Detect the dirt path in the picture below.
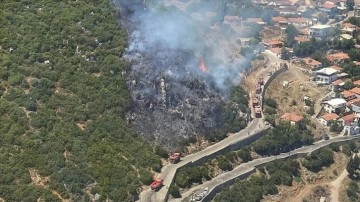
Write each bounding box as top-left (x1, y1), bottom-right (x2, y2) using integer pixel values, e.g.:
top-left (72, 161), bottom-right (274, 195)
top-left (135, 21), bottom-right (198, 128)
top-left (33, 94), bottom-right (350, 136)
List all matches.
top-left (330, 169), bottom-right (349, 202)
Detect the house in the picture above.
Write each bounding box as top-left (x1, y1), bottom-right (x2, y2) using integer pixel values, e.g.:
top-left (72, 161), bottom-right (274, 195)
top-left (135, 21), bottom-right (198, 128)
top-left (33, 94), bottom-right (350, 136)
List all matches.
top-left (326, 52), bottom-right (350, 65)
top-left (322, 98), bottom-right (347, 114)
top-left (287, 17), bottom-right (309, 27)
top-left (351, 101), bottom-right (360, 114)
top-left (341, 22), bottom-right (359, 36)
top-left (331, 79), bottom-right (344, 91)
top-left (342, 90), bottom-right (357, 101)
top-left (316, 67), bottom-right (338, 84)
top-left (281, 113), bottom-right (303, 126)
top-left (303, 58), bottom-right (322, 70)
top-left (319, 1), bottom-right (338, 18)
top-left (346, 97), bottom-right (360, 107)
top-left (294, 36), bottom-right (311, 44)
top-left (309, 24), bottom-right (332, 37)
top-left (340, 33), bottom-right (353, 40)
top-left (272, 16), bottom-right (288, 28)
top-left (319, 113), bottom-right (339, 126)
top-left (340, 113), bottom-right (356, 126)
top-left (349, 87), bottom-right (360, 97)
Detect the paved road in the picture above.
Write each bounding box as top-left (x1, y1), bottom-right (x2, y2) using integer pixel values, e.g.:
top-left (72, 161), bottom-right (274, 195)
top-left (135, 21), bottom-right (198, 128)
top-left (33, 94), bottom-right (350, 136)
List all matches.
top-left (139, 50), bottom-right (283, 202)
top-left (139, 118), bottom-right (269, 202)
top-left (178, 135), bottom-right (360, 201)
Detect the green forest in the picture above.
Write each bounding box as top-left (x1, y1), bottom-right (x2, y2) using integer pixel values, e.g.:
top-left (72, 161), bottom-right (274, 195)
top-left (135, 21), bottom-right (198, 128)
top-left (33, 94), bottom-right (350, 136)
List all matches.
top-left (0, 1), bottom-right (162, 201)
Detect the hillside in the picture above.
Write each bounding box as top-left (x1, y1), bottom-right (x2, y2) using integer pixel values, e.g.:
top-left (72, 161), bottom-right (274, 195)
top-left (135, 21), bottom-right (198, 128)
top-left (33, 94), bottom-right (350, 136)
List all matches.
top-left (0, 1), bottom-right (161, 201)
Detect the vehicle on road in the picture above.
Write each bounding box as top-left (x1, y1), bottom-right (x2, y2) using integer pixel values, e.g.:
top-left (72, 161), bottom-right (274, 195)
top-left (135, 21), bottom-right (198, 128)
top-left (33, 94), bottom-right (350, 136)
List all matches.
top-left (169, 152), bottom-right (182, 164)
top-left (323, 134), bottom-right (329, 140)
top-left (150, 178), bottom-right (163, 191)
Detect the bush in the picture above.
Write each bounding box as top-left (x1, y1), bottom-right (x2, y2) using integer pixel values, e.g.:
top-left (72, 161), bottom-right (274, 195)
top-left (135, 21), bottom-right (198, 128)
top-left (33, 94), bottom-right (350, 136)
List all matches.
top-left (303, 148), bottom-right (334, 173)
top-left (217, 156), bottom-right (233, 171)
top-left (169, 184), bottom-right (181, 198)
top-left (264, 98), bottom-right (278, 109)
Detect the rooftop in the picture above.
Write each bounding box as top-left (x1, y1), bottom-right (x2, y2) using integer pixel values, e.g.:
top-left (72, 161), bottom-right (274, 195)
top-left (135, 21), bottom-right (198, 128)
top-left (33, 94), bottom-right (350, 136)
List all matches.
top-left (316, 67), bottom-right (338, 75)
top-left (329, 65), bottom-right (343, 71)
top-left (331, 79), bottom-right (344, 86)
top-left (281, 113), bottom-right (303, 122)
top-left (270, 47), bottom-right (282, 54)
top-left (288, 17), bottom-right (308, 24)
top-left (347, 98), bottom-right (360, 106)
top-left (326, 52), bottom-right (350, 62)
top-left (272, 16), bottom-right (288, 22)
top-left (343, 90), bottom-right (356, 98)
top-left (341, 113), bottom-right (356, 123)
top-left (321, 113), bottom-right (339, 121)
top-left (323, 98), bottom-right (346, 106)
top-left (350, 87), bottom-right (360, 95)
top-left (310, 24), bottom-right (332, 30)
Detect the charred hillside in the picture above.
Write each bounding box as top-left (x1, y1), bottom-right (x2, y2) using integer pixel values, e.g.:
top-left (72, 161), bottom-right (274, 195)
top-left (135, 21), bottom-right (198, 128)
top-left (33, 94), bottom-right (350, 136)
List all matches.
top-left (117, 0), bottom-right (250, 149)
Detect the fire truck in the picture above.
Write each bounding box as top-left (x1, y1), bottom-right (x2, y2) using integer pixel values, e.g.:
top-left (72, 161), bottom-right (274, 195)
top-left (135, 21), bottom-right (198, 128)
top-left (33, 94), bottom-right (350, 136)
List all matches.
top-left (150, 178), bottom-right (163, 191)
top-left (169, 152), bottom-right (181, 164)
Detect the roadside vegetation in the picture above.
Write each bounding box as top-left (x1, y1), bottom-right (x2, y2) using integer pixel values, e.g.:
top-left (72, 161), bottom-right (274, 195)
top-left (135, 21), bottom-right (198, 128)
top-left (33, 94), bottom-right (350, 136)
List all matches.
top-left (0, 1), bottom-right (164, 201)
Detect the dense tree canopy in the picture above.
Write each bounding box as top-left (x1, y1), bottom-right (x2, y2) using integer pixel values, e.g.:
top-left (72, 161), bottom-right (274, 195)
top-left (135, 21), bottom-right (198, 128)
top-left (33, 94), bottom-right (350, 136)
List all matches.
top-left (0, 1), bottom-right (162, 201)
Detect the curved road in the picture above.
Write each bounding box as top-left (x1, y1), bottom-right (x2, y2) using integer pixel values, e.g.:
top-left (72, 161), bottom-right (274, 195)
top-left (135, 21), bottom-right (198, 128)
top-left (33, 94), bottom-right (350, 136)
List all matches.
top-left (178, 135), bottom-right (360, 201)
top-left (139, 51), bottom-right (282, 202)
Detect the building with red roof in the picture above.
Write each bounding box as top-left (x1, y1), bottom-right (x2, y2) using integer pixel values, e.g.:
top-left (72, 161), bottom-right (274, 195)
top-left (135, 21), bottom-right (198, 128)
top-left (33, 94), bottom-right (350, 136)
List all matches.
top-left (319, 113), bottom-right (339, 126)
top-left (281, 113), bottom-right (303, 126)
top-left (340, 113), bottom-right (356, 126)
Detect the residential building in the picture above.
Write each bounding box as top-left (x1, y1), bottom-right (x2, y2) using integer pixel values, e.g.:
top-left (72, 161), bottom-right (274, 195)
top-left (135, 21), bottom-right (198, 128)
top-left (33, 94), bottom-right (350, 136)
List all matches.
top-left (319, 113), bottom-right (339, 126)
top-left (329, 65), bottom-right (343, 72)
top-left (223, 16), bottom-right (241, 25)
top-left (351, 101), bottom-right (360, 114)
top-left (316, 67), bottom-right (338, 84)
top-left (350, 87), bottom-right (360, 97)
top-left (326, 52), bottom-right (350, 64)
top-left (272, 16), bottom-right (288, 28)
top-left (319, 1), bottom-right (338, 17)
top-left (322, 98), bottom-right (346, 114)
top-left (287, 17), bottom-right (309, 28)
top-left (340, 113), bottom-right (356, 126)
top-left (342, 90), bottom-right (357, 101)
top-left (331, 79), bottom-right (344, 91)
top-left (246, 18), bottom-right (266, 25)
top-left (341, 22), bottom-right (358, 36)
top-left (309, 24), bottom-right (332, 37)
top-left (346, 97), bottom-right (360, 108)
top-left (303, 58), bottom-right (322, 70)
top-left (294, 36), bottom-right (311, 44)
top-left (281, 113), bottom-right (303, 126)
top-left (270, 47), bottom-right (282, 58)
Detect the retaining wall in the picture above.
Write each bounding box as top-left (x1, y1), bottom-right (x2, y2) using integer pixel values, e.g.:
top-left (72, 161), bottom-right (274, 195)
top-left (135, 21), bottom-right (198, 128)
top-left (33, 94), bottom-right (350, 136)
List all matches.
top-left (261, 66), bottom-right (288, 109)
top-left (198, 137), bottom-right (360, 202)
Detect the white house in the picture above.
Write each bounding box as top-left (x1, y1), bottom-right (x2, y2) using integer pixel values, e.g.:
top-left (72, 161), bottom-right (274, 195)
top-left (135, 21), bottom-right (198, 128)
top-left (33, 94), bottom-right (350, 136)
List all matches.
top-left (316, 67), bottom-right (339, 84)
top-left (309, 24), bottom-right (332, 37)
top-left (351, 101), bottom-right (360, 114)
top-left (322, 98), bottom-right (347, 114)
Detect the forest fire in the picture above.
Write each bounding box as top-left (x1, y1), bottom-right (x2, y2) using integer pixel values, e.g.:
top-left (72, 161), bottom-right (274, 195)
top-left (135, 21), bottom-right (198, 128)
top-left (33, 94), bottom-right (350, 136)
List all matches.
top-left (199, 57), bottom-right (208, 73)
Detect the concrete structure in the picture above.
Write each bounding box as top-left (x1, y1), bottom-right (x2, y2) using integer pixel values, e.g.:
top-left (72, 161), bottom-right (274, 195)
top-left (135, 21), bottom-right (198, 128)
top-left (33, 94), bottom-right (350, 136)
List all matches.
top-left (322, 98), bottom-right (346, 114)
top-left (316, 67), bottom-right (338, 84)
top-left (303, 57), bottom-right (322, 71)
top-left (319, 113), bottom-right (339, 126)
top-left (342, 90), bottom-right (357, 101)
top-left (350, 87), bottom-right (360, 97)
top-left (340, 113), bottom-right (356, 126)
top-left (326, 52), bottom-right (350, 65)
top-left (309, 24), bottom-right (331, 37)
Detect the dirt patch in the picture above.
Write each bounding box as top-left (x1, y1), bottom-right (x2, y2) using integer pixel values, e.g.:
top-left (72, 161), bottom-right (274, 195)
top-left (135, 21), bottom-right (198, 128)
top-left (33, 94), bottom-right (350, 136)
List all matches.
top-left (264, 66), bottom-right (329, 139)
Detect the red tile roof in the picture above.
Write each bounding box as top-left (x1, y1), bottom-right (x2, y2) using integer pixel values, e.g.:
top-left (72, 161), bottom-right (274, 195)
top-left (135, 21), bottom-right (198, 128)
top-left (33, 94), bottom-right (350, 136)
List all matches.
top-left (281, 113), bottom-right (303, 122)
top-left (343, 90), bottom-right (356, 99)
top-left (350, 87), bottom-right (360, 95)
top-left (347, 98), bottom-right (360, 106)
top-left (321, 113), bottom-right (339, 121)
top-left (326, 52), bottom-right (350, 62)
top-left (272, 16), bottom-right (288, 23)
top-left (322, 2), bottom-right (336, 9)
top-left (341, 113), bottom-right (356, 125)
top-left (294, 37), bottom-right (311, 43)
top-left (331, 79), bottom-right (343, 86)
top-left (288, 17), bottom-right (308, 24)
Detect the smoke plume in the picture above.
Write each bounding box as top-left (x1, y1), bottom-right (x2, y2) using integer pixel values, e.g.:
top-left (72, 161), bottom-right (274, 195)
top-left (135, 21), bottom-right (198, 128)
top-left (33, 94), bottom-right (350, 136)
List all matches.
top-left (116, 0), bottom-right (250, 92)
